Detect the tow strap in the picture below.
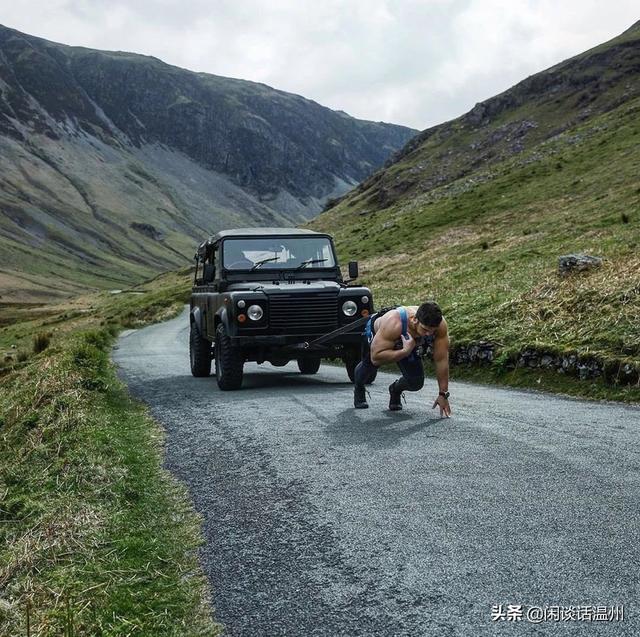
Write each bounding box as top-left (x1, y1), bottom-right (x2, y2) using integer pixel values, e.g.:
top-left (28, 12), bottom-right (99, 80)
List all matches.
top-left (292, 305), bottom-right (398, 350)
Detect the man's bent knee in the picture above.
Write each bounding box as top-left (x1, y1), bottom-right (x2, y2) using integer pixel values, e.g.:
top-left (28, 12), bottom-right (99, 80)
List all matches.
top-left (406, 375), bottom-right (424, 391)
top-left (354, 361), bottom-right (377, 387)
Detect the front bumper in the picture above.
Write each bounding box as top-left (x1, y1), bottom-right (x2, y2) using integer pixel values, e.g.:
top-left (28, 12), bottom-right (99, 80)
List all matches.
top-left (230, 332), bottom-right (362, 348)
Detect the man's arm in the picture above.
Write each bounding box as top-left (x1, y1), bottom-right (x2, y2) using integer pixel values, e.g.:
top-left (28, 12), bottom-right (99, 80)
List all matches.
top-left (431, 319), bottom-right (451, 417)
top-left (432, 320), bottom-right (449, 393)
top-left (370, 316), bottom-right (415, 366)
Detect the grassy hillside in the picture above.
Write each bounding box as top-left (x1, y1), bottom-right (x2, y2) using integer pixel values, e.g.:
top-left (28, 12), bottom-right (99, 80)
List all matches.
top-left (309, 25), bottom-right (640, 395)
top-left (0, 271), bottom-right (223, 636)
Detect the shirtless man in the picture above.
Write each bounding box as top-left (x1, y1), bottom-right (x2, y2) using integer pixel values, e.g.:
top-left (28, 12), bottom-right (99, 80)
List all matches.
top-left (353, 301), bottom-right (451, 416)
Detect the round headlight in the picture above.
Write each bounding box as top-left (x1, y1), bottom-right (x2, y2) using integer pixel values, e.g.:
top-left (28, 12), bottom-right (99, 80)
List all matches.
top-left (342, 300), bottom-right (358, 317)
top-left (237, 300), bottom-right (246, 309)
top-left (361, 296), bottom-right (369, 304)
top-left (248, 304), bottom-right (264, 321)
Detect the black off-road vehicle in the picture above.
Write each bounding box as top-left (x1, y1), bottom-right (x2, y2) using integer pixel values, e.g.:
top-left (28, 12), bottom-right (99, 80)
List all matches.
top-left (189, 228), bottom-right (376, 390)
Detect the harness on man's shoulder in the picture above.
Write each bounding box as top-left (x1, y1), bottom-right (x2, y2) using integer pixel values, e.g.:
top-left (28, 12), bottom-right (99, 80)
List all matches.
top-left (365, 306), bottom-right (433, 359)
top-left (364, 305), bottom-right (407, 341)
top-left (397, 306), bottom-right (410, 338)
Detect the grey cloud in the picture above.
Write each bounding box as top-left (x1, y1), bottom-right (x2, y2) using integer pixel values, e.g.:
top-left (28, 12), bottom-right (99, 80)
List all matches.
top-left (1, 0), bottom-right (638, 129)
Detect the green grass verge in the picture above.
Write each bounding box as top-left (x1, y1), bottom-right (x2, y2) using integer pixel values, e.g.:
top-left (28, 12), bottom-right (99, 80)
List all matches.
top-left (0, 287), bottom-right (219, 635)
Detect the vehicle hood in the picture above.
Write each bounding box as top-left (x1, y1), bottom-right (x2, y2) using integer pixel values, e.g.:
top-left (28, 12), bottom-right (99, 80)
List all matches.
top-left (226, 281), bottom-right (343, 295)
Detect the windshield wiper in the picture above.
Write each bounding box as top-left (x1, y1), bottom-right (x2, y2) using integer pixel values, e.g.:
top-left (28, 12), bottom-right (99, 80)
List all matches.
top-left (250, 256), bottom-right (280, 271)
top-left (295, 258), bottom-right (328, 270)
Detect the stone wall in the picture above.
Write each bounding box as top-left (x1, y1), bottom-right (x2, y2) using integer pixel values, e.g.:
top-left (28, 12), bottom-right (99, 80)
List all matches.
top-left (426, 341), bottom-right (640, 386)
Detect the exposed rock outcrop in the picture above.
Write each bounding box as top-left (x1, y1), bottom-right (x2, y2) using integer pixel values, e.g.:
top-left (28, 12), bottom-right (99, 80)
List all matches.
top-left (558, 254), bottom-right (603, 276)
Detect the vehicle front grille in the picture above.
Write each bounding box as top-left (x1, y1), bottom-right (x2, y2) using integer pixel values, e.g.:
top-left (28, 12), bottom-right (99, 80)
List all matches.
top-left (268, 293), bottom-right (338, 334)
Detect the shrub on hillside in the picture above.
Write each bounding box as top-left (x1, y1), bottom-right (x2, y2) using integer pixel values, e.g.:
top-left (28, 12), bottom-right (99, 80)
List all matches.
top-left (33, 332), bottom-right (52, 354)
top-left (81, 329), bottom-right (111, 351)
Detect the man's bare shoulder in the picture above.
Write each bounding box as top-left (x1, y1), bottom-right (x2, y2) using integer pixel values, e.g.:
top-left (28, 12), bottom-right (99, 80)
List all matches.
top-left (376, 311), bottom-right (402, 339)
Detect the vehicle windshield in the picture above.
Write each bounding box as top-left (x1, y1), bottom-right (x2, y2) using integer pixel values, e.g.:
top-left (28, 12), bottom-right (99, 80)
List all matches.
top-left (222, 237), bottom-right (336, 270)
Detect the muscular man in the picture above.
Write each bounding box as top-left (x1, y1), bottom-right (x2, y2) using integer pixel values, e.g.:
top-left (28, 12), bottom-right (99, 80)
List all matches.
top-left (353, 302), bottom-right (451, 416)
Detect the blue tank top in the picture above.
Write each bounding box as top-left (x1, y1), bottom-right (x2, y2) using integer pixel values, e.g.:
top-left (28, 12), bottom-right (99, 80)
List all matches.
top-left (397, 306), bottom-right (409, 337)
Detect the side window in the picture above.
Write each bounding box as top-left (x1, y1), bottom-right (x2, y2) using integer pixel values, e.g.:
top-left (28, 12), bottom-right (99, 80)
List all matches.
top-left (202, 253), bottom-right (215, 283)
top-left (213, 246), bottom-right (220, 280)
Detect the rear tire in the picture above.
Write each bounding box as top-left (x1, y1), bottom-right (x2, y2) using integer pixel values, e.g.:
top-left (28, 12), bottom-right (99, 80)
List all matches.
top-left (297, 357), bottom-right (321, 374)
top-left (190, 322), bottom-right (211, 377)
top-left (215, 323), bottom-right (244, 390)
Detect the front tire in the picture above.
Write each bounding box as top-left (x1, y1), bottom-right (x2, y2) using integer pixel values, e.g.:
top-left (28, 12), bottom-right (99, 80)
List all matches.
top-left (297, 357), bottom-right (321, 374)
top-left (215, 323), bottom-right (244, 390)
top-left (190, 322), bottom-right (211, 377)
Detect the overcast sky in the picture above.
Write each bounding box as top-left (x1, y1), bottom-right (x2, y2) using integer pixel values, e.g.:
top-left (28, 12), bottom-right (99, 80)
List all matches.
top-left (1, 1), bottom-right (638, 130)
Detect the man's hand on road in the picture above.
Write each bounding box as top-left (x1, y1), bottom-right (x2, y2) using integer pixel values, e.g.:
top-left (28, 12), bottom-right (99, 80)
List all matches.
top-left (432, 395), bottom-right (451, 418)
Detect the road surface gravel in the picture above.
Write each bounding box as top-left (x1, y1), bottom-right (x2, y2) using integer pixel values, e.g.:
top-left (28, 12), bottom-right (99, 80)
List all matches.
top-left (113, 308), bottom-right (640, 636)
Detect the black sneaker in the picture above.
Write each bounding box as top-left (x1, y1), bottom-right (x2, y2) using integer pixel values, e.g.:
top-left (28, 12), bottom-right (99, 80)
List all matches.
top-left (388, 381), bottom-right (403, 411)
top-left (354, 385), bottom-right (369, 409)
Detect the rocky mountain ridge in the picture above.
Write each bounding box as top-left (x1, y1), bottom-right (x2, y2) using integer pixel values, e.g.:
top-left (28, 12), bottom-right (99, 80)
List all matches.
top-left (0, 25), bottom-right (416, 300)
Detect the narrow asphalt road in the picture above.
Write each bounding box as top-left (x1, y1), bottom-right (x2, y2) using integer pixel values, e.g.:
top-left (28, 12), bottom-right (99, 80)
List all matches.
top-left (113, 308), bottom-right (640, 636)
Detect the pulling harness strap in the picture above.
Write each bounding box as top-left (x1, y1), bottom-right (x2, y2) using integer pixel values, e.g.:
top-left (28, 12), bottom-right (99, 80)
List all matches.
top-left (366, 306), bottom-right (408, 345)
top-left (398, 306), bottom-right (409, 338)
top-left (364, 315), bottom-right (375, 341)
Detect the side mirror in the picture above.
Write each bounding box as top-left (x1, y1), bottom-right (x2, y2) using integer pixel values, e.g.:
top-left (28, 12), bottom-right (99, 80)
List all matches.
top-left (348, 261), bottom-right (359, 280)
top-left (203, 263), bottom-right (215, 283)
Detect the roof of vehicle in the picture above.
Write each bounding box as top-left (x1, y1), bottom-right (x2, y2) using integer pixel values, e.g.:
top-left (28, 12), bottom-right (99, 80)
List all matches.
top-left (215, 227), bottom-right (323, 239)
top-left (198, 227), bottom-right (327, 251)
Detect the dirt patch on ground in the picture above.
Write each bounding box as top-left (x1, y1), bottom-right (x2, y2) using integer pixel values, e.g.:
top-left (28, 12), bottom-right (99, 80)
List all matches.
top-left (361, 252), bottom-right (411, 271)
top-left (491, 231), bottom-right (546, 251)
top-left (422, 226), bottom-right (481, 249)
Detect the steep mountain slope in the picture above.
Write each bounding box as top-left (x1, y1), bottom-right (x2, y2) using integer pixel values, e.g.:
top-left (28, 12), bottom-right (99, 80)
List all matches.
top-left (0, 25), bottom-right (416, 301)
top-left (310, 22), bottom-right (640, 384)
top-left (326, 20), bottom-right (640, 213)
